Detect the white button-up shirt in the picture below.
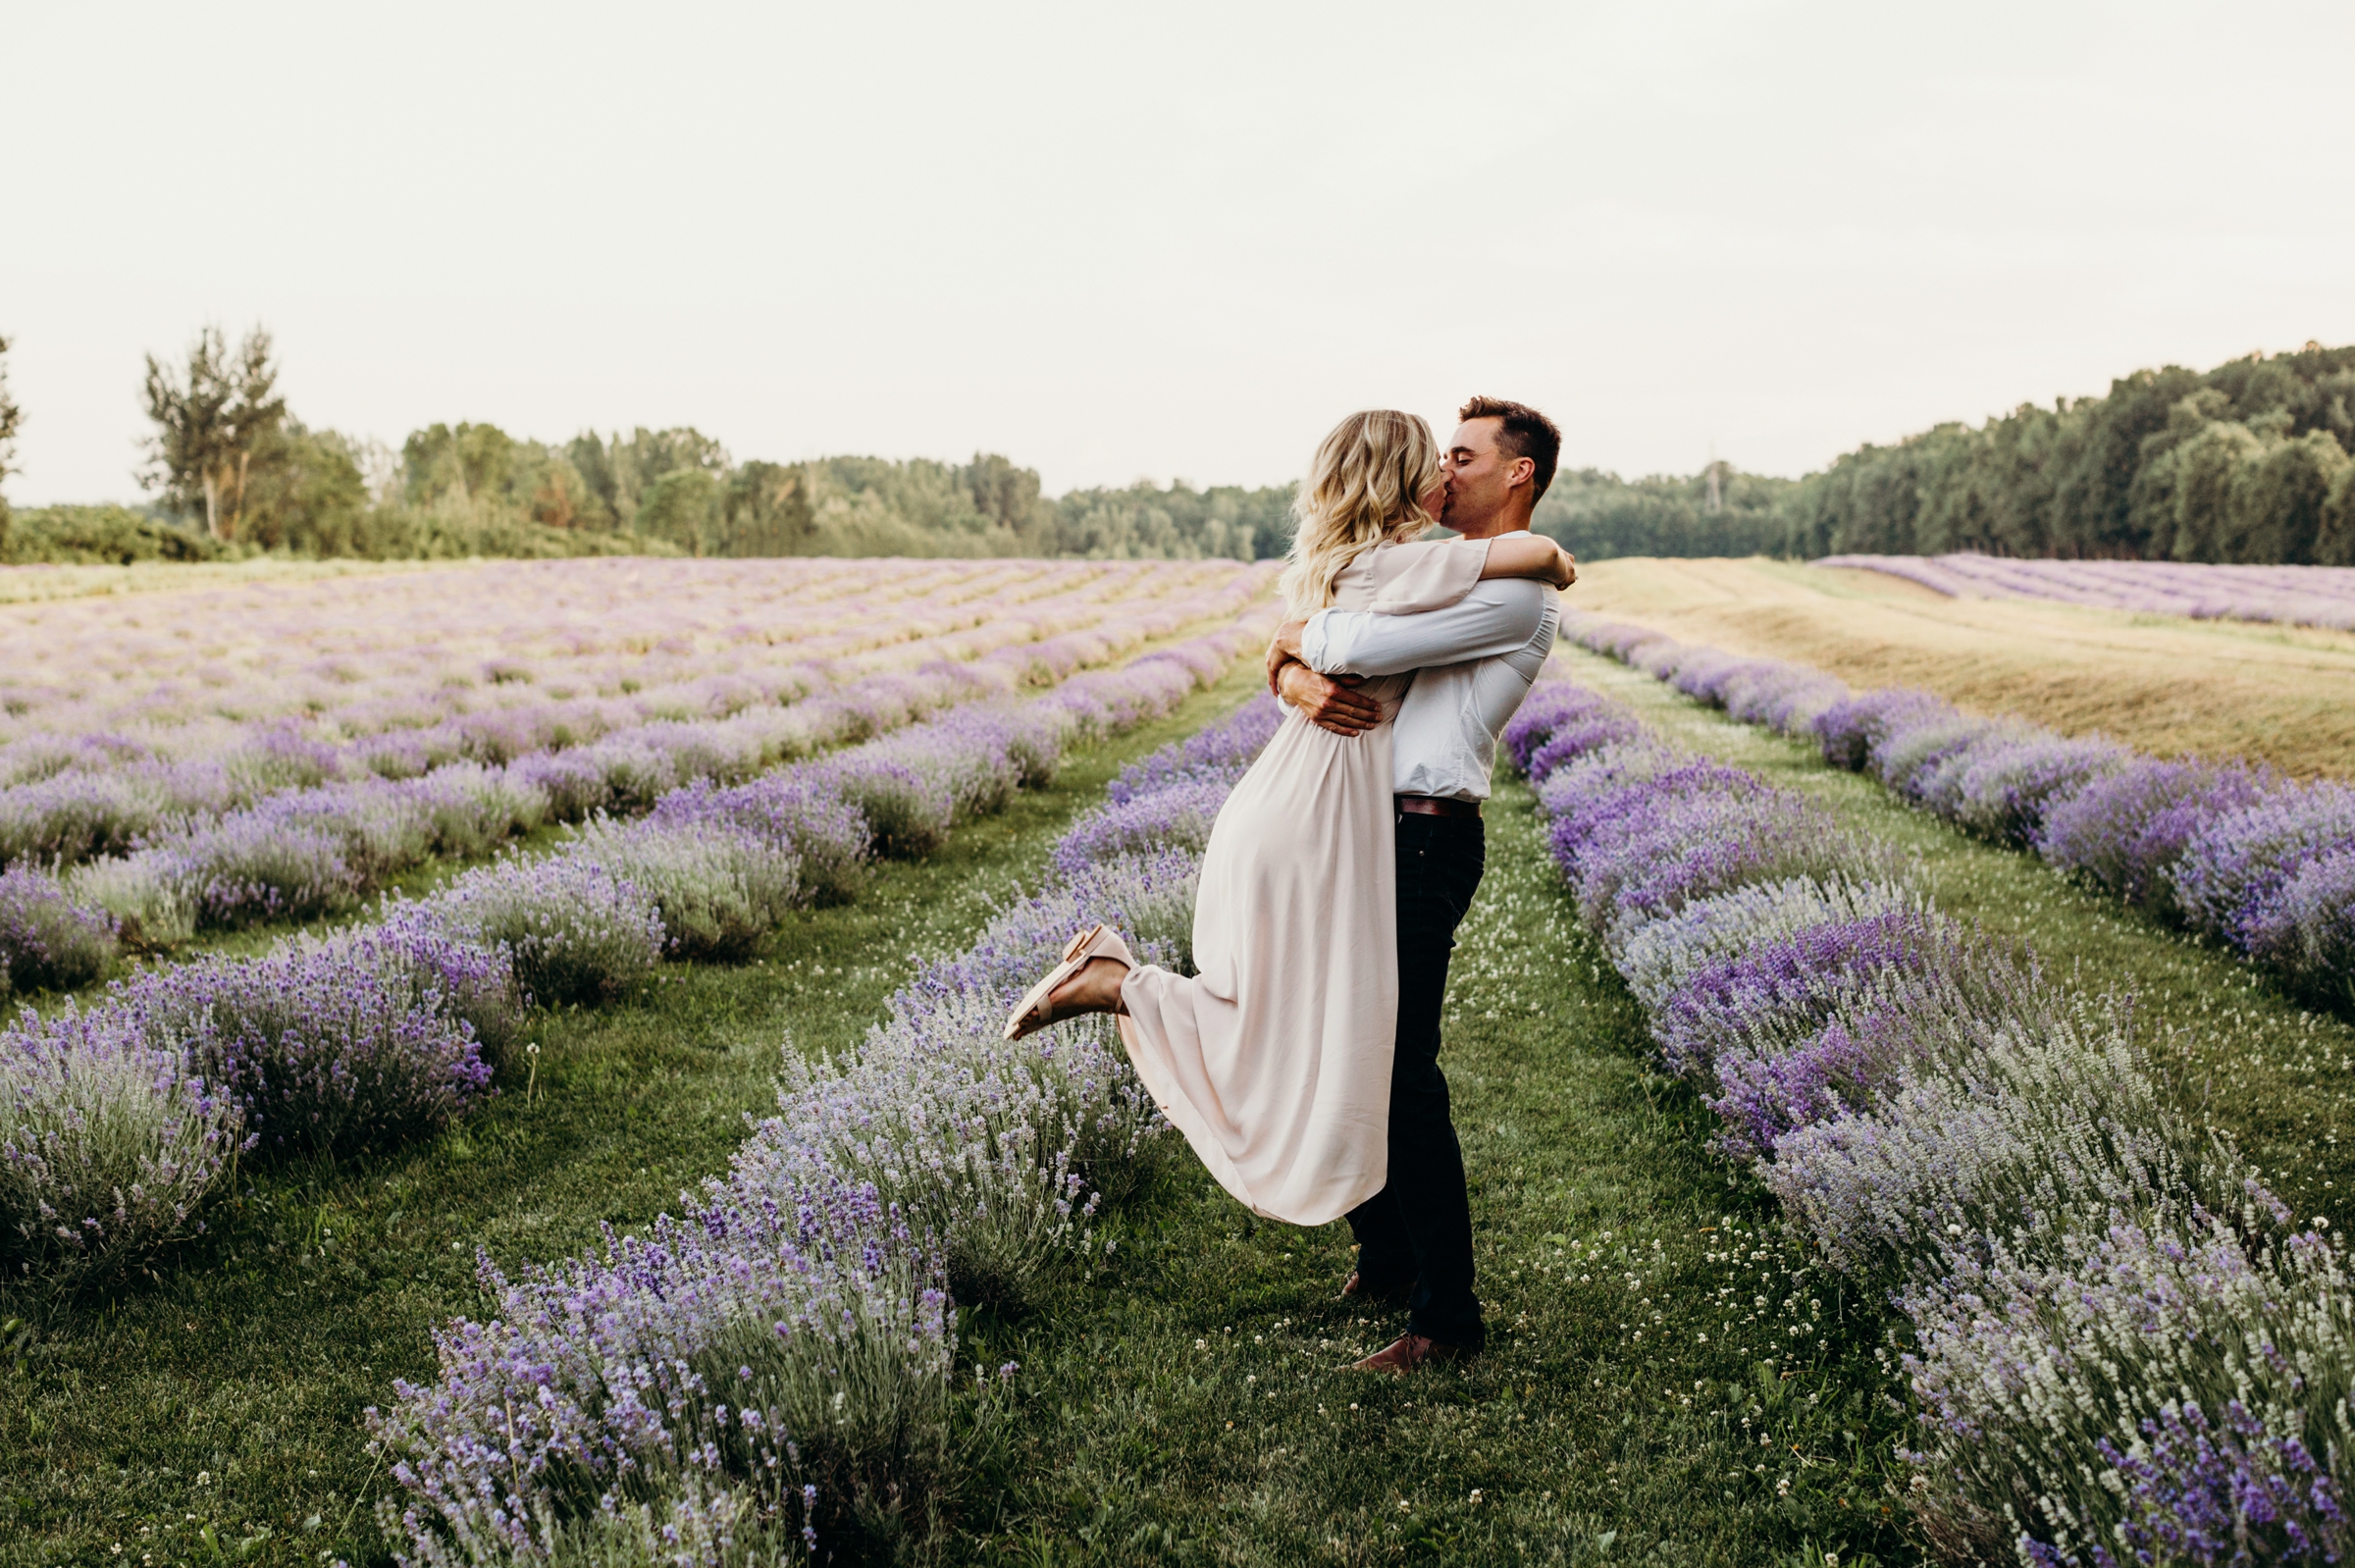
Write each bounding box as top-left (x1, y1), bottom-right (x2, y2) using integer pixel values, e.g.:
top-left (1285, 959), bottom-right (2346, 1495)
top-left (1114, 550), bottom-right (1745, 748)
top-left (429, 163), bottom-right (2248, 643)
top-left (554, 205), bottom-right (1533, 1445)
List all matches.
top-left (1300, 578), bottom-right (1558, 802)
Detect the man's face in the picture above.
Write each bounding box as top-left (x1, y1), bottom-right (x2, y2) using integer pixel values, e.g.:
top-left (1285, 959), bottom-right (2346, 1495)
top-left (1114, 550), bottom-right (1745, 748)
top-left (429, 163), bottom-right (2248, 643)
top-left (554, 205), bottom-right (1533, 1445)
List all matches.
top-left (1441, 417), bottom-right (1528, 537)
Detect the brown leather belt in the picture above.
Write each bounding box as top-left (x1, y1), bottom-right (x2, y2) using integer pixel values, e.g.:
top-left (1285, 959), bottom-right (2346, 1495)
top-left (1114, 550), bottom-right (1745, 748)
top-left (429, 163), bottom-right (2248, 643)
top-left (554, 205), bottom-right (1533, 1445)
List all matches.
top-left (1395, 794), bottom-right (1481, 819)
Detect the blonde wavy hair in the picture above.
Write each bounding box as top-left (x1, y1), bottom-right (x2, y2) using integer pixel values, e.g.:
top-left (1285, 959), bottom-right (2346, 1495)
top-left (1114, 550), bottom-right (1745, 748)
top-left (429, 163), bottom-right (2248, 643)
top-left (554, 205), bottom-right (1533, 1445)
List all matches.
top-left (1277, 410), bottom-right (1443, 612)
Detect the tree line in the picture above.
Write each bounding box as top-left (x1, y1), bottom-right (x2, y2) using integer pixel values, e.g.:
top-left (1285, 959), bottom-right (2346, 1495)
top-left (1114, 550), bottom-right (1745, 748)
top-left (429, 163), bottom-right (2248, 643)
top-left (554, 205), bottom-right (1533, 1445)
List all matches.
top-left (16, 327), bottom-right (2344, 568)
top-left (0, 327), bottom-right (1297, 566)
top-left (1531, 462), bottom-right (1794, 561)
top-left (1781, 340), bottom-right (2355, 564)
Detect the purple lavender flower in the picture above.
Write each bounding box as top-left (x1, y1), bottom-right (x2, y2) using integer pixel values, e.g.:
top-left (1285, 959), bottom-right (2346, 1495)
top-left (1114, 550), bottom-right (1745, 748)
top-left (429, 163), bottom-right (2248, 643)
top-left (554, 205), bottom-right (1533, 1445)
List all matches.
top-left (2170, 778), bottom-right (2355, 956)
top-left (564, 816), bottom-right (803, 964)
top-left (2241, 847), bottom-right (2355, 1007)
top-left (106, 942), bottom-right (494, 1156)
top-left (1052, 777), bottom-right (1231, 875)
top-left (2084, 1399), bottom-right (2347, 1568)
top-left (1108, 695), bottom-right (1281, 804)
top-left (1501, 684), bottom-right (1622, 774)
top-left (1811, 689), bottom-right (1960, 773)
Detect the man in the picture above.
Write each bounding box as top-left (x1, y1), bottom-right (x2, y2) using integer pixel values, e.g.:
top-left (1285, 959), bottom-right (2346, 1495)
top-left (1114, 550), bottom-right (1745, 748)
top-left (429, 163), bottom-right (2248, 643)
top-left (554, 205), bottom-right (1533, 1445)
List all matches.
top-left (1265, 395), bottom-right (1570, 1375)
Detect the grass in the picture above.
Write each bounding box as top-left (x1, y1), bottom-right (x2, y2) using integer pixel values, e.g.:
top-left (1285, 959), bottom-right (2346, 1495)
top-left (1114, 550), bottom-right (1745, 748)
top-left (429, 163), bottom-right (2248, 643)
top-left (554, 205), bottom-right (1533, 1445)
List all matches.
top-left (1560, 644), bottom-right (2355, 1228)
top-left (1569, 556), bottom-right (2355, 777)
top-left (0, 662), bottom-right (1262, 1568)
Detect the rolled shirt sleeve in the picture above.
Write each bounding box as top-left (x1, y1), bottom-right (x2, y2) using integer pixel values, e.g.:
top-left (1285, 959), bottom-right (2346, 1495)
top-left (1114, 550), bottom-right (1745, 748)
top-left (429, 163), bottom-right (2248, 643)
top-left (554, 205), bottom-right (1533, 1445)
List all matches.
top-left (1301, 579), bottom-right (1550, 678)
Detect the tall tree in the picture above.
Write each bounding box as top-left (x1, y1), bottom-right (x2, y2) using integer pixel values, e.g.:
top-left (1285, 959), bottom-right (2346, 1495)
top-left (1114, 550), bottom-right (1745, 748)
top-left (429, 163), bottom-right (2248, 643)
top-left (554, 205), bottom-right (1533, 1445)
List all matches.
top-left (140, 325), bottom-right (287, 540)
top-left (0, 334), bottom-right (21, 540)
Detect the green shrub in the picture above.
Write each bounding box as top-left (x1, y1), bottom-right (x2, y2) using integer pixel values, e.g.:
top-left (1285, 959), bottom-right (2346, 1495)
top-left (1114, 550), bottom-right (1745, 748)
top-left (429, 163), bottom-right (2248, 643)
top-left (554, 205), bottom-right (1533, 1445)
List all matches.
top-left (2, 506), bottom-right (231, 565)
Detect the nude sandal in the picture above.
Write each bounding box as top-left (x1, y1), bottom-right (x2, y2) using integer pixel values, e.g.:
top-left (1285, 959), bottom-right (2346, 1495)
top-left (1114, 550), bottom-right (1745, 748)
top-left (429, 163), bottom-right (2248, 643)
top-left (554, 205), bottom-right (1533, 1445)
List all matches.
top-left (1002, 923), bottom-right (1134, 1040)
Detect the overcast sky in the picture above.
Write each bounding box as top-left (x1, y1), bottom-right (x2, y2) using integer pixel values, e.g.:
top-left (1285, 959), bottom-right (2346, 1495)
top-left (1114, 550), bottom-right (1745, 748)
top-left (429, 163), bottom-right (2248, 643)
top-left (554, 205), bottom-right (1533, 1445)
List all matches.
top-left (5, 1), bottom-right (2350, 505)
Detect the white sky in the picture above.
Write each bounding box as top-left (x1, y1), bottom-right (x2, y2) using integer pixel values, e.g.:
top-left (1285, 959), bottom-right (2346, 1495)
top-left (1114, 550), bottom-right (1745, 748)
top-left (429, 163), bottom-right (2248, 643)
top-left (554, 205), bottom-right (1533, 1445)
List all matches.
top-left (5, 1), bottom-right (2351, 505)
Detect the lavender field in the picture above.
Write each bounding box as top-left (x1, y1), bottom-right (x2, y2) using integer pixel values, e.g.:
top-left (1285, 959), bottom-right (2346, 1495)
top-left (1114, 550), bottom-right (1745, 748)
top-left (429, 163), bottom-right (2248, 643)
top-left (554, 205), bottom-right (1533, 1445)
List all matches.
top-left (1815, 552), bottom-right (2355, 631)
top-left (0, 557), bottom-right (1268, 947)
top-left (11, 553), bottom-right (2355, 1568)
top-left (0, 556), bottom-right (1280, 1288)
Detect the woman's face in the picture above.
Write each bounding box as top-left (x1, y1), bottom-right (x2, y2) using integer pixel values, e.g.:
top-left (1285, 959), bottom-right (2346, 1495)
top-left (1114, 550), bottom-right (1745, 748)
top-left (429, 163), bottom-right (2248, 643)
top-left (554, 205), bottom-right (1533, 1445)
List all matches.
top-left (1416, 473), bottom-right (1447, 525)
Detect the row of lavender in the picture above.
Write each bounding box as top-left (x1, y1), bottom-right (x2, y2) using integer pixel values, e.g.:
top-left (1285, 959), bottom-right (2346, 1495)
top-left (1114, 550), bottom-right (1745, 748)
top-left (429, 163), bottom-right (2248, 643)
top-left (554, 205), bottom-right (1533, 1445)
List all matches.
top-left (1557, 607), bottom-right (2355, 1008)
top-left (1505, 678), bottom-right (2355, 1566)
top-left (0, 621), bottom-right (1272, 1294)
top-left (1816, 552), bottom-right (2355, 631)
top-left (0, 566), bottom-right (1276, 983)
top-left (364, 695), bottom-right (1282, 1563)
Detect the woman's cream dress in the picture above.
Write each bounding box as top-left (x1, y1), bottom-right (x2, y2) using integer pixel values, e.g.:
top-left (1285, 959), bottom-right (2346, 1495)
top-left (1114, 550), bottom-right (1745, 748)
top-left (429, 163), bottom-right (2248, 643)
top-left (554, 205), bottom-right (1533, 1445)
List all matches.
top-left (1117, 536), bottom-right (1492, 1226)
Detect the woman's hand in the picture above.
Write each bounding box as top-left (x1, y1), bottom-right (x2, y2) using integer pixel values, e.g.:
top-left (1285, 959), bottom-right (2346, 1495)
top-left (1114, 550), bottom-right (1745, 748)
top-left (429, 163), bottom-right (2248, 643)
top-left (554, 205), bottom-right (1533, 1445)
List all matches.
top-left (1264, 618), bottom-right (1311, 695)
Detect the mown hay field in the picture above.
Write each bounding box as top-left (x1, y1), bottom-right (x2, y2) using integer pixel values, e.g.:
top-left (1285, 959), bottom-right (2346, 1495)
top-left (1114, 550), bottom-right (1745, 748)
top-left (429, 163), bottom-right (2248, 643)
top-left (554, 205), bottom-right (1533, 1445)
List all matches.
top-left (1573, 556), bottom-right (2355, 778)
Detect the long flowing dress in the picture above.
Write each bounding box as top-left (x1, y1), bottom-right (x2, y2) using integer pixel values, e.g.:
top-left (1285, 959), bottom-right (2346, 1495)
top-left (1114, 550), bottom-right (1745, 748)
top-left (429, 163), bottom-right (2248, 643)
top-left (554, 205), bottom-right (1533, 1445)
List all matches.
top-left (1117, 536), bottom-right (1492, 1226)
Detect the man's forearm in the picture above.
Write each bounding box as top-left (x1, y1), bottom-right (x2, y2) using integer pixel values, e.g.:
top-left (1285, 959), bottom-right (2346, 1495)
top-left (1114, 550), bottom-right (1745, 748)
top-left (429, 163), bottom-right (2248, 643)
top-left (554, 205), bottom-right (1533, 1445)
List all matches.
top-left (1303, 582), bottom-right (1549, 677)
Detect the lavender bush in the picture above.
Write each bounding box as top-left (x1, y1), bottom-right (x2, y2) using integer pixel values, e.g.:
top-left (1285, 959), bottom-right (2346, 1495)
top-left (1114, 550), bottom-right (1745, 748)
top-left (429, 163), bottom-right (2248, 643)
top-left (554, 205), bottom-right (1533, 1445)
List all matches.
top-left (64, 851), bottom-right (193, 951)
top-left (398, 855), bottom-right (666, 1009)
top-left (106, 945), bottom-right (496, 1158)
top-left (2170, 781), bottom-right (2355, 954)
top-left (370, 1184), bottom-right (944, 1563)
top-left (652, 775), bottom-right (873, 907)
top-left (0, 864), bottom-right (118, 993)
top-left (0, 1005), bottom-right (246, 1285)
top-left (1050, 776), bottom-right (1230, 874)
top-left (1507, 676), bottom-right (2355, 1566)
top-left (564, 818), bottom-right (803, 963)
top-left (2038, 759), bottom-right (2276, 915)
top-left (319, 921), bottom-right (529, 1070)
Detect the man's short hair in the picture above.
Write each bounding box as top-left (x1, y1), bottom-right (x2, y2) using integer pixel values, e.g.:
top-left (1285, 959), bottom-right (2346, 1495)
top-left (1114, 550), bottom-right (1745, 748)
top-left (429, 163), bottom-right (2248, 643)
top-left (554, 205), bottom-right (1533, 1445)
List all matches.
top-left (1458, 395), bottom-right (1562, 502)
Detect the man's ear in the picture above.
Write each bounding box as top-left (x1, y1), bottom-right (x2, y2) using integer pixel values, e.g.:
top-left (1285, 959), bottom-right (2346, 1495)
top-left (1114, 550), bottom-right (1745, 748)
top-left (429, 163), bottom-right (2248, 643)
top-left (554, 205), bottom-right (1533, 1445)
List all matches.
top-left (1505, 455), bottom-right (1537, 492)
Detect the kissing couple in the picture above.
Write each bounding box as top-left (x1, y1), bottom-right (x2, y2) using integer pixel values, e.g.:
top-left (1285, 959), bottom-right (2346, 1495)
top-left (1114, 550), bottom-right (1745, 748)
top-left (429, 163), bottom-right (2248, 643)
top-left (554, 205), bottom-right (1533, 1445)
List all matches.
top-left (1004, 396), bottom-right (1575, 1375)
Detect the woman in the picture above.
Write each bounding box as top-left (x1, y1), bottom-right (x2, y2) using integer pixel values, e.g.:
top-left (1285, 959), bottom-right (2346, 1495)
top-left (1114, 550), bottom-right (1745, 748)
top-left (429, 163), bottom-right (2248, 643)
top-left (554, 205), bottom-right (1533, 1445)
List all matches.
top-left (1002, 410), bottom-right (1575, 1226)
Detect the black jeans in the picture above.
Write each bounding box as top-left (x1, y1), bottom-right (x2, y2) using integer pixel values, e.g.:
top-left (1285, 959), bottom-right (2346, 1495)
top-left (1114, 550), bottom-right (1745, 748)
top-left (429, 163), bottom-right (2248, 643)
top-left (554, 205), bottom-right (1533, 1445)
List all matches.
top-left (1345, 810), bottom-right (1486, 1350)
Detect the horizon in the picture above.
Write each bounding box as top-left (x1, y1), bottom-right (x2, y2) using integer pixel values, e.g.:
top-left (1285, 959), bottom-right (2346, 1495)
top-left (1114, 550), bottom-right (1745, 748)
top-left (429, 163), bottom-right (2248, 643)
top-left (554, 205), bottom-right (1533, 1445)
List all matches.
top-left (5, 1), bottom-right (2350, 508)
